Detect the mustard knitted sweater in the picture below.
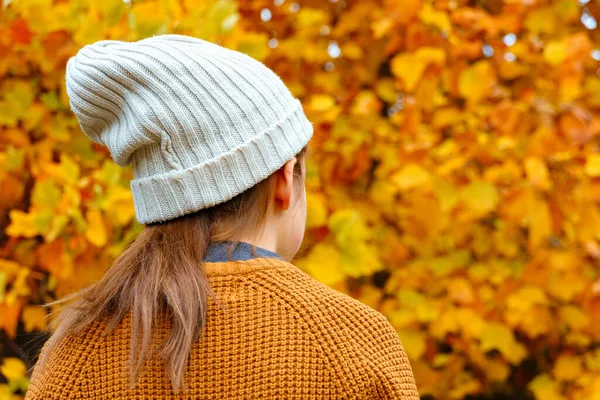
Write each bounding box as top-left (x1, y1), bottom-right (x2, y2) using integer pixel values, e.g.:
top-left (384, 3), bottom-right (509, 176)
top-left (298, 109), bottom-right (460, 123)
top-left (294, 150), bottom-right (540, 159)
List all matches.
top-left (26, 258), bottom-right (419, 399)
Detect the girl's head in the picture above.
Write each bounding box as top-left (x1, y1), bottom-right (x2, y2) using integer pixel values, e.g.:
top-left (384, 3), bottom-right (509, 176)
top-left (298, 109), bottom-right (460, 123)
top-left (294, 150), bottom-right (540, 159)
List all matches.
top-left (36, 34), bottom-right (313, 392)
top-left (66, 33), bottom-right (313, 229)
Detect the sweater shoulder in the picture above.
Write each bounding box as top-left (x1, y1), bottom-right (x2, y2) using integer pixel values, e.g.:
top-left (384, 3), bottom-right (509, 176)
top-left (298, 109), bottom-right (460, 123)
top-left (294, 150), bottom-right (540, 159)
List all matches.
top-left (26, 323), bottom-right (103, 400)
top-left (251, 260), bottom-right (419, 399)
top-left (252, 260), bottom-right (399, 355)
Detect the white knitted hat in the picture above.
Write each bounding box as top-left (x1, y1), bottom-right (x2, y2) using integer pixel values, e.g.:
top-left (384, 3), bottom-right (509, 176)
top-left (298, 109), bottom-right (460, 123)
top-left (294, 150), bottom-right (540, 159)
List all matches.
top-left (65, 34), bottom-right (313, 224)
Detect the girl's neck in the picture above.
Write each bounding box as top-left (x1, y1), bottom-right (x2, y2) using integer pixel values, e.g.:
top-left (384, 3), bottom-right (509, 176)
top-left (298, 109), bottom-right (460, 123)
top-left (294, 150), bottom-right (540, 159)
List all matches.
top-left (235, 234), bottom-right (280, 259)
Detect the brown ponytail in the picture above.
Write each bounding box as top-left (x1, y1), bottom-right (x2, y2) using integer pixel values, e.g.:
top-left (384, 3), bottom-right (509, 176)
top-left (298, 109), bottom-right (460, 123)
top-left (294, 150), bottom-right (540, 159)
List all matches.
top-left (33, 146), bottom-right (307, 393)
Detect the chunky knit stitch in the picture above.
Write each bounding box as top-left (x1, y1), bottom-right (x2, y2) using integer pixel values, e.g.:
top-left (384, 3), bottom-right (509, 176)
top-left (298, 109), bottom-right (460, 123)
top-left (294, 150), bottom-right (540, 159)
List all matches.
top-left (65, 34), bottom-right (313, 224)
top-left (26, 258), bottom-right (419, 399)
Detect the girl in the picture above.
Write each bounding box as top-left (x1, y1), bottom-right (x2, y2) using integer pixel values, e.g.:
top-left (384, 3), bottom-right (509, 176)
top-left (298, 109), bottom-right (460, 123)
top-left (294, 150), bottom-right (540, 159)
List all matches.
top-left (26, 34), bottom-right (419, 399)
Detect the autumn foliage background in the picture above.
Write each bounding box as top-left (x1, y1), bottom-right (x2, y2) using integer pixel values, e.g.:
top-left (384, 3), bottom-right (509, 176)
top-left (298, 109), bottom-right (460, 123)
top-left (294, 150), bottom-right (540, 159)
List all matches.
top-left (1, 0), bottom-right (600, 398)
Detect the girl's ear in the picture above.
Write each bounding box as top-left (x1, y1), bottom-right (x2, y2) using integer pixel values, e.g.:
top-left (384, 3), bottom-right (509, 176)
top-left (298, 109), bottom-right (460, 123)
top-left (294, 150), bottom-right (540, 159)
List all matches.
top-left (274, 157), bottom-right (298, 211)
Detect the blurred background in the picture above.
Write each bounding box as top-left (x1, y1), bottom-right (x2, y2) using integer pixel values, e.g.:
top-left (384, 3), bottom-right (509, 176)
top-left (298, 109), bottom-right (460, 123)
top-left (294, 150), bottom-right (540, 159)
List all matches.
top-left (1, 0), bottom-right (599, 398)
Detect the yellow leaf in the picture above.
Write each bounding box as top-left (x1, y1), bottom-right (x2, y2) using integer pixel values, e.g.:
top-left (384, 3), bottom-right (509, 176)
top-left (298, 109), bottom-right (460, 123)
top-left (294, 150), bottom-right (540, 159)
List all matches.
top-left (0, 384), bottom-right (13, 398)
top-left (45, 214), bottom-right (69, 243)
top-left (416, 303), bottom-right (439, 324)
top-left (449, 372), bottom-right (482, 399)
top-left (101, 185), bottom-right (135, 227)
top-left (415, 47), bottom-right (447, 65)
top-left (85, 209), bottom-right (108, 248)
top-left (341, 42), bottom-right (363, 60)
top-left (93, 160), bottom-right (122, 185)
top-left (585, 154), bottom-right (600, 177)
top-left (584, 76), bottom-right (600, 107)
top-left (22, 305), bottom-right (47, 332)
top-left (484, 358), bottom-right (510, 382)
top-left (306, 192), bottom-right (328, 228)
top-left (233, 31), bottom-right (269, 61)
top-left (576, 203), bottom-right (600, 244)
top-left (459, 61), bottom-right (496, 103)
top-left (543, 41), bottom-right (567, 65)
top-left (391, 47), bottom-right (445, 92)
top-left (340, 242), bottom-right (381, 278)
top-left (553, 354), bottom-right (582, 382)
top-left (447, 278), bottom-right (474, 305)
top-left (0, 80), bottom-right (35, 128)
top-left (0, 358), bottom-right (26, 382)
top-left (328, 209), bottom-right (369, 243)
top-left (525, 156), bottom-right (552, 190)
top-left (559, 305), bottom-right (590, 330)
top-left (565, 332), bottom-right (590, 348)
top-left (371, 16), bottom-right (394, 38)
top-left (432, 108), bottom-right (462, 129)
top-left (389, 309), bottom-right (415, 329)
top-left (527, 190), bottom-right (552, 249)
top-left (375, 78), bottom-right (398, 103)
top-left (559, 75), bottom-right (582, 103)
top-left (579, 374), bottom-right (600, 400)
top-left (326, 210), bottom-right (381, 277)
top-left (6, 210), bottom-right (38, 238)
top-left (455, 308), bottom-right (485, 339)
top-left (296, 243), bottom-right (345, 286)
top-left (585, 349), bottom-right (600, 371)
top-left (397, 329), bottom-right (426, 360)
top-left (129, 1), bottom-right (169, 37)
top-left (94, 0), bottom-right (127, 23)
top-left (307, 94), bottom-right (336, 112)
top-left (31, 181), bottom-right (61, 211)
top-left (351, 90), bottom-right (381, 116)
top-left (433, 177), bottom-right (459, 212)
top-left (505, 304), bottom-right (552, 339)
top-left (481, 322), bottom-right (527, 364)
top-left (391, 54), bottom-right (425, 92)
top-left (418, 3), bottom-right (451, 34)
top-left (0, 260), bottom-right (21, 282)
top-left (358, 286), bottom-right (383, 309)
top-left (548, 272), bottom-right (585, 302)
top-left (506, 286), bottom-right (548, 312)
top-left (205, 0), bottom-right (239, 33)
top-left (56, 186), bottom-right (82, 218)
top-left (5, 146), bottom-right (25, 172)
top-left (296, 8), bottom-right (329, 29)
top-left (391, 164), bottom-right (431, 191)
top-left (429, 308), bottom-right (459, 339)
top-left (12, 267), bottom-right (31, 297)
top-left (396, 289), bottom-right (426, 307)
top-left (528, 374), bottom-right (566, 400)
top-left (42, 154), bottom-right (80, 186)
top-left (432, 353), bottom-right (452, 368)
top-left (460, 181), bottom-right (499, 217)
top-left (524, 7), bottom-right (556, 36)
top-left (427, 250), bottom-right (471, 277)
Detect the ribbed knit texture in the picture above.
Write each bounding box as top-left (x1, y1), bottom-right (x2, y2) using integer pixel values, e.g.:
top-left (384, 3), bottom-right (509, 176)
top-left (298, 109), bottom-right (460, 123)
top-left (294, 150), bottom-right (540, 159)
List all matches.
top-left (26, 258), bottom-right (419, 399)
top-left (65, 34), bottom-right (313, 224)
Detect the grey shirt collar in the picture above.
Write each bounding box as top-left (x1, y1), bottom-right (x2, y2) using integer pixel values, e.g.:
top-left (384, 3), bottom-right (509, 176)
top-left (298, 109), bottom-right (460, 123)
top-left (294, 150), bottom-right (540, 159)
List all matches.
top-left (203, 241), bottom-right (284, 262)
